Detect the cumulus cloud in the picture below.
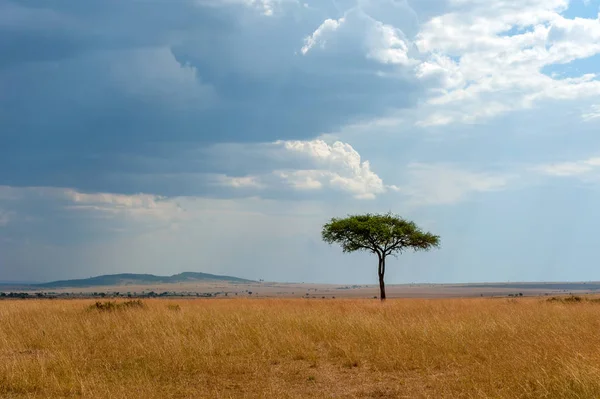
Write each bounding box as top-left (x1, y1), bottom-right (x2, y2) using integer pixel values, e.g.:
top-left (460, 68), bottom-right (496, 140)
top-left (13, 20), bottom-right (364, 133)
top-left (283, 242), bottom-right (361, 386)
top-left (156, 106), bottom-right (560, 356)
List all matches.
top-left (280, 140), bottom-right (391, 199)
top-left (365, 21), bottom-right (416, 66)
top-left (415, 54), bottom-right (464, 90)
top-left (213, 139), bottom-right (517, 204)
top-left (295, 0), bottom-right (600, 128)
top-left (300, 8), bottom-right (418, 66)
top-left (411, 0), bottom-right (600, 125)
top-left (1, 0), bottom-right (432, 195)
top-left (4, 0), bottom-right (600, 287)
top-left (217, 140), bottom-right (393, 199)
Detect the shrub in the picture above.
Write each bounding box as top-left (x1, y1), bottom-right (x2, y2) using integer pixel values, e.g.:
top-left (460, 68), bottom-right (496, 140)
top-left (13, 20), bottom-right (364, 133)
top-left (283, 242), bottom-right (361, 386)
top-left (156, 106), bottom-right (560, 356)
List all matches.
top-left (88, 300), bottom-right (146, 312)
top-left (547, 295), bottom-right (583, 303)
top-left (122, 300), bottom-right (145, 308)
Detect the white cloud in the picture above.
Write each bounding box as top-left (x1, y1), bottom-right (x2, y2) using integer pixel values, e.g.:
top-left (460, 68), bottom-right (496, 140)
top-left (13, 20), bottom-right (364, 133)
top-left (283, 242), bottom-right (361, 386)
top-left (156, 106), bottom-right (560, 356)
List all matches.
top-left (217, 175), bottom-right (266, 189)
top-left (276, 170), bottom-right (325, 190)
top-left (582, 104), bottom-right (600, 121)
top-left (217, 139), bottom-right (392, 199)
top-left (365, 21), bottom-right (416, 66)
top-left (415, 112), bottom-right (457, 127)
top-left (301, 0), bottom-right (600, 127)
top-left (277, 140), bottom-right (390, 199)
top-left (63, 190), bottom-right (183, 220)
top-left (301, 17), bottom-right (345, 55)
top-left (0, 186), bottom-right (183, 222)
top-left (416, 54), bottom-right (464, 90)
top-left (214, 140), bottom-right (516, 203)
top-left (411, 0), bottom-right (600, 125)
top-left (534, 157), bottom-right (600, 177)
top-left (397, 164), bottom-right (512, 205)
top-left (300, 9), bottom-right (419, 66)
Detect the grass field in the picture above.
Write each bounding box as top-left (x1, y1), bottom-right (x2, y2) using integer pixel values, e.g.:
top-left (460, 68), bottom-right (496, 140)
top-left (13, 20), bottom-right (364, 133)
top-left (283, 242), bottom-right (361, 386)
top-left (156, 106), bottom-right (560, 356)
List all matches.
top-left (1, 297), bottom-right (600, 398)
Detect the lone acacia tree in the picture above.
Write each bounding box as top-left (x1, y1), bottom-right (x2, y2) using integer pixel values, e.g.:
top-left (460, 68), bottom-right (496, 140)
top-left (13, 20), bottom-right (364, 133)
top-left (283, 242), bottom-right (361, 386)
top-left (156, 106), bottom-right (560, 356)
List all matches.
top-left (322, 213), bottom-right (440, 301)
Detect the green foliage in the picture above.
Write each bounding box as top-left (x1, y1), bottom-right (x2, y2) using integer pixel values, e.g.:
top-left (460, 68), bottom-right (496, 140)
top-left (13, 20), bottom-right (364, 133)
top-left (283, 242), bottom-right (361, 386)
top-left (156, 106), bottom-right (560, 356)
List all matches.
top-left (322, 212), bottom-right (440, 257)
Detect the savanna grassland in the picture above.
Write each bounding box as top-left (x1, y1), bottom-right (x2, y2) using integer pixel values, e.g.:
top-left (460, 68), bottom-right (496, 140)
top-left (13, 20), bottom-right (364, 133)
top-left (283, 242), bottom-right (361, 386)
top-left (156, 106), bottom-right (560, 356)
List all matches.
top-left (1, 297), bottom-right (600, 398)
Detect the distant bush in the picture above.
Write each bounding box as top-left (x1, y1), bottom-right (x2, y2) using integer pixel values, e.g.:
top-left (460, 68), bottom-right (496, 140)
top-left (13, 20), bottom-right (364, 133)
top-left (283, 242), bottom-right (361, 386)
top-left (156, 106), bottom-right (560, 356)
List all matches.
top-left (121, 300), bottom-right (145, 308)
top-left (547, 295), bottom-right (585, 303)
top-left (4, 292), bottom-right (31, 299)
top-left (88, 300), bottom-right (146, 312)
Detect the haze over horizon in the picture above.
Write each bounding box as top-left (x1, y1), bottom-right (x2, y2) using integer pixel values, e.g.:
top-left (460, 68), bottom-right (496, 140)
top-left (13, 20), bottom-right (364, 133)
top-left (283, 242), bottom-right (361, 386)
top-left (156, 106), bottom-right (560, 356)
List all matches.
top-left (1, 0), bottom-right (600, 285)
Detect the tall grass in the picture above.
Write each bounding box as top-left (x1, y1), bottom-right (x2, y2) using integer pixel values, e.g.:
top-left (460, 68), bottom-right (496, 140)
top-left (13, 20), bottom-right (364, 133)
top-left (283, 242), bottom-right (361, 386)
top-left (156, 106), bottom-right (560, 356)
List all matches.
top-left (1, 298), bottom-right (600, 398)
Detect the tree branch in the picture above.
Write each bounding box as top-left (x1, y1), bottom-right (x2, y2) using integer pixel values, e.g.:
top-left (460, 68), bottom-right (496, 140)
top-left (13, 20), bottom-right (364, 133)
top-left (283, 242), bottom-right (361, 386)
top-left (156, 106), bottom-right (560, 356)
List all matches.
top-left (345, 235), bottom-right (377, 253)
top-left (384, 237), bottom-right (408, 256)
top-left (366, 234), bottom-right (384, 257)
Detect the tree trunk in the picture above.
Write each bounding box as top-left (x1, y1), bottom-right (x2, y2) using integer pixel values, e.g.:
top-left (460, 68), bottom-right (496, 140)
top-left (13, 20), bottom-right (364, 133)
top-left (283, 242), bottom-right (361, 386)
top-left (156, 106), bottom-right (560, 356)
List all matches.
top-left (378, 255), bottom-right (386, 302)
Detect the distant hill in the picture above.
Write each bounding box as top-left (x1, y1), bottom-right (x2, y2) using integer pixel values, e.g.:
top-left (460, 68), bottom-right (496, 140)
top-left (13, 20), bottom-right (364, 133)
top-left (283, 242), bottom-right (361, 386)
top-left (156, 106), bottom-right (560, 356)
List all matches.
top-left (33, 272), bottom-right (254, 289)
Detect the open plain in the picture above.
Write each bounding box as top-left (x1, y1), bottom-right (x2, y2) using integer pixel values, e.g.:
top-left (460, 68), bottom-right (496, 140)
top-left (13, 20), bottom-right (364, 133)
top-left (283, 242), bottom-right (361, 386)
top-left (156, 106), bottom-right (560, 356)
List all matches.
top-left (4, 280), bottom-right (600, 299)
top-left (2, 296), bottom-right (600, 398)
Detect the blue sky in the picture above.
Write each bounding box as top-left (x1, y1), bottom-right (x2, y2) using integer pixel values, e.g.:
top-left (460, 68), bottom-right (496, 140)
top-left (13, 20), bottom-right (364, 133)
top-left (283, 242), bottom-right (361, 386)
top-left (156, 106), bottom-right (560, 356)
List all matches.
top-left (1, 0), bottom-right (600, 284)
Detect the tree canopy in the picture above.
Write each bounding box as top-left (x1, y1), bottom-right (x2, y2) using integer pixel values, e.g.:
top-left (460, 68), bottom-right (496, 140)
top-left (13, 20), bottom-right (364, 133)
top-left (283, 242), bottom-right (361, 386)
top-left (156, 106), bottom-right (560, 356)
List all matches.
top-left (322, 213), bottom-right (440, 257)
top-left (322, 213), bottom-right (440, 300)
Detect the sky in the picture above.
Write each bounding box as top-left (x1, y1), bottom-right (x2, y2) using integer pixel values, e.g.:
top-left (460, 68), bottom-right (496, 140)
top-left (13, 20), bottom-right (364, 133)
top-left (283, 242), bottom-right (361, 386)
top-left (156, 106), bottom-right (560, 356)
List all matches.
top-left (1, 0), bottom-right (600, 284)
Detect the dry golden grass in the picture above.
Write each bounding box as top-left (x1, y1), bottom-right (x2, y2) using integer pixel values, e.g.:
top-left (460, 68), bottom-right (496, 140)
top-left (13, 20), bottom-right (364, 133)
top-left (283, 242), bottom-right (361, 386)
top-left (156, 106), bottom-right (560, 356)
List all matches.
top-left (1, 297), bottom-right (600, 398)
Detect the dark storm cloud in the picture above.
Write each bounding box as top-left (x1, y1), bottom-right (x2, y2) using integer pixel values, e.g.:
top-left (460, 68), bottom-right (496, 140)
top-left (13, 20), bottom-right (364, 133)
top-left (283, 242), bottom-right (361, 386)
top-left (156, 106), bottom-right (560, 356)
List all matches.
top-left (0, 0), bottom-right (426, 195)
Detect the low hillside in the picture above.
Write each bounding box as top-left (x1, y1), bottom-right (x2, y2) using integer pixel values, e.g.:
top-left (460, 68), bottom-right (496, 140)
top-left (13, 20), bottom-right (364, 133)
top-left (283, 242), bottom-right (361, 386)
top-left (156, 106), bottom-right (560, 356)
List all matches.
top-left (33, 272), bottom-right (253, 289)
